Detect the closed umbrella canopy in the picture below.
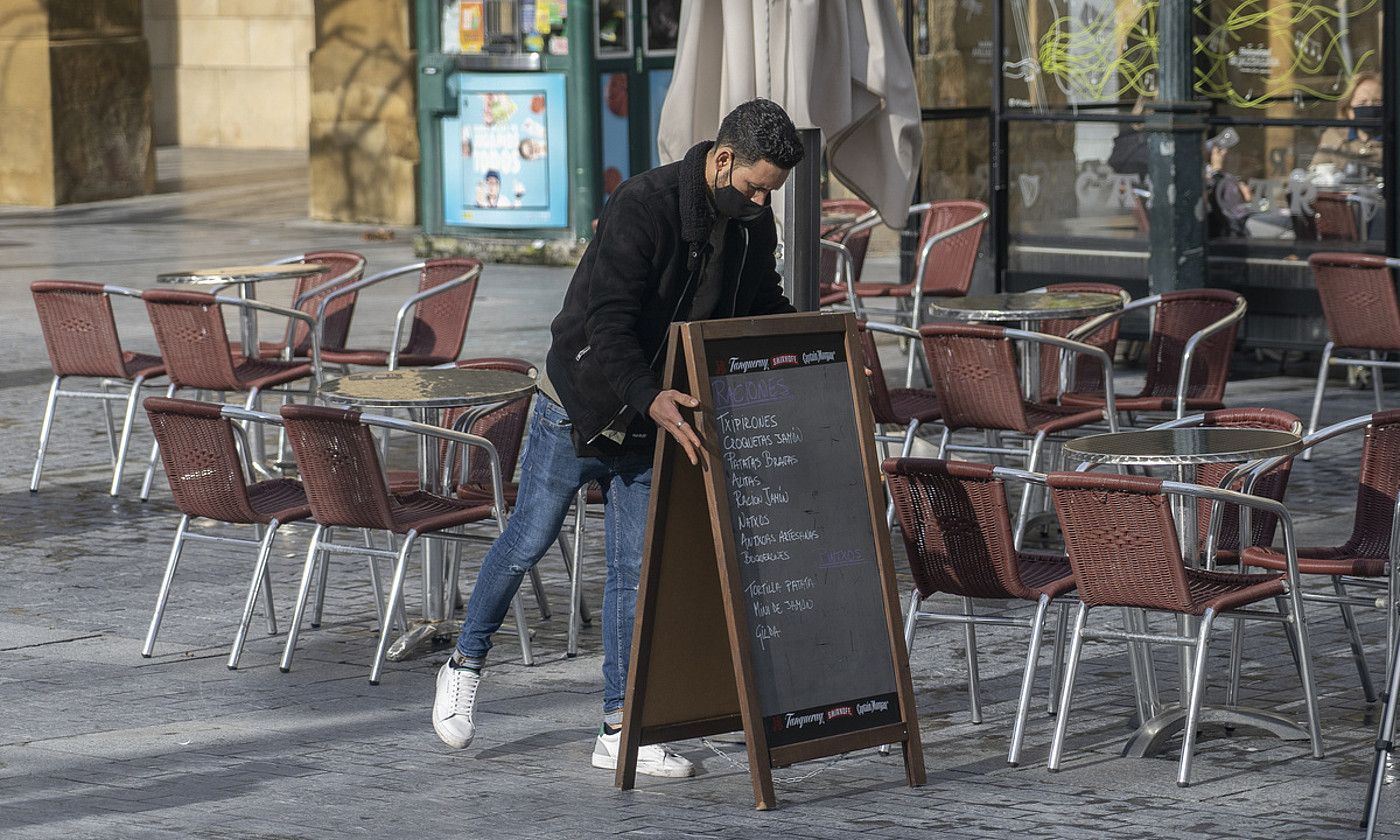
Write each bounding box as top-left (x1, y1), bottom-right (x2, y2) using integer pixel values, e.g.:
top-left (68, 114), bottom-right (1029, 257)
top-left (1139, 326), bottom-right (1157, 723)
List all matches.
top-left (657, 0), bottom-right (921, 228)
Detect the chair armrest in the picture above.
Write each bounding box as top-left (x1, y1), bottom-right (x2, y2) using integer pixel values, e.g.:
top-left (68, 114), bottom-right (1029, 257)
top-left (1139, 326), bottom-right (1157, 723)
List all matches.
top-left (1146, 414), bottom-right (1207, 431)
top-left (1161, 480), bottom-right (1304, 594)
top-left (213, 295), bottom-right (323, 385)
top-left (102, 285), bottom-right (145, 301)
top-left (863, 320), bottom-right (922, 341)
top-left (1386, 257), bottom-right (1400, 271)
top-left (910, 207), bottom-right (990, 310)
top-left (358, 412), bottom-right (507, 517)
top-left (388, 262), bottom-right (482, 370)
top-left (290, 261), bottom-right (367, 309)
top-left (990, 465), bottom-right (1049, 488)
top-left (818, 240), bottom-right (860, 313)
top-left (218, 405), bottom-right (284, 482)
top-left (1066, 293), bottom-right (1160, 343)
top-left (1003, 328), bottom-right (1119, 430)
top-left (312, 261), bottom-right (424, 326)
top-left (1175, 296), bottom-right (1247, 417)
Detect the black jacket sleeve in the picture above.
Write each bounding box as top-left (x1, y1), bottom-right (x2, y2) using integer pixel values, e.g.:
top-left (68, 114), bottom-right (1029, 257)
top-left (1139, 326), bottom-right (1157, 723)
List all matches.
top-left (583, 190), bottom-right (667, 418)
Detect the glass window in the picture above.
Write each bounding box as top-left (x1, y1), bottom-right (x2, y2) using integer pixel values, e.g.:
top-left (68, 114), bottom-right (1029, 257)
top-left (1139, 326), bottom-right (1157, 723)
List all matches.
top-left (921, 118), bottom-right (991, 203)
top-left (644, 0), bottom-right (680, 55)
top-left (916, 0), bottom-right (996, 109)
top-left (596, 0), bottom-right (631, 56)
top-left (1001, 0), bottom-right (1157, 111)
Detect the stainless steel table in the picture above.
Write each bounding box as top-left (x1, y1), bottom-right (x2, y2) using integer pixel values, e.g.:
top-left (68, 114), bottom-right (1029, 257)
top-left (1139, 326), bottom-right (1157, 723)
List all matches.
top-left (157, 263), bottom-right (325, 360)
top-left (320, 367), bottom-right (536, 660)
top-left (929, 291), bottom-right (1123, 398)
top-left (1064, 427), bottom-right (1308, 759)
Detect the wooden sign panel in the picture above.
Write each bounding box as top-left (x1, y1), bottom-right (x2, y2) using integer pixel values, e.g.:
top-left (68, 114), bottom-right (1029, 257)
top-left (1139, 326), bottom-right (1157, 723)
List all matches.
top-left (617, 312), bottom-right (924, 809)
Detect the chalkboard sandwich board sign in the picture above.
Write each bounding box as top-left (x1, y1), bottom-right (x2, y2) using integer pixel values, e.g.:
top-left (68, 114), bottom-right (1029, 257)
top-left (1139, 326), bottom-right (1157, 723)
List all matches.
top-left (616, 312), bottom-right (924, 809)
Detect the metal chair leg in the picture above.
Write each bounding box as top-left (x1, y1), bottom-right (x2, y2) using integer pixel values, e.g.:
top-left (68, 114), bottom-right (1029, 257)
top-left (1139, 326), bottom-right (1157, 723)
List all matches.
top-left (142, 514), bottom-right (191, 657)
top-left (1336, 577), bottom-right (1378, 702)
top-left (1177, 608), bottom-right (1216, 787)
top-left (1363, 630), bottom-right (1400, 837)
top-left (141, 383), bottom-right (179, 500)
top-left (279, 525), bottom-right (325, 673)
top-left (1048, 600), bottom-right (1069, 716)
top-left (1227, 616), bottom-right (1245, 707)
top-left (1304, 342), bottom-right (1334, 461)
top-left (311, 537), bottom-right (333, 629)
top-left (109, 376), bottom-right (145, 496)
top-left (1048, 603), bottom-right (1090, 771)
top-left (565, 486), bottom-right (588, 656)
top-left (1286, 583), bottom-right (1325, 759)
top-left (529, 565), bottom-right (551, 620)
top-left (511, 589), bottom-right (534, 666)
top-left (963, 597), bottom-right (983, 724)
top-left (1372, 350), bottom-right (1387, 411)
top-left (370, 532), bottom-right (417, 685)
top-left (1009, 594), bottom-right (1051, 766)
top-left (1014, 432), bottom-right (1047, 550)
top-left (229, 520), bottom-right (280, 670)
top-left (30, 376), bottom-right (61, 493)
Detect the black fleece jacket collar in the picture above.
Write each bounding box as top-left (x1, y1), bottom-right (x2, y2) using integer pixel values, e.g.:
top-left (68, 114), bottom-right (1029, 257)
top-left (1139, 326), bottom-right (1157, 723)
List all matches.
top-left (679, 140), bottom-right (717, 245)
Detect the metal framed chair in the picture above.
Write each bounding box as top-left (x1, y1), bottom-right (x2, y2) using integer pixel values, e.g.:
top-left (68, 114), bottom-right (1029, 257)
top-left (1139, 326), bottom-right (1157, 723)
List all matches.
top-left (818, 200), bottom-right (880, 310)
top-left (1046, 470), bottom-right (1322, 787)
top-left (884, 458), bottom-right (1075, 766)
top-left (30, 281), bottom-right (166, 496)
top-left (1313, 191), bottom-right (1363, 241)
top-left (1304, 253), bottom-right (1400, 458)
top-left (139, 288), bottom-right (321, 499)
top-left (859, 320), bottom-right (941, 460)
top-left (1237, 410), bottom-right (1400, 704)
top-left (278, 403), bottom-right (522, 683)
top-left (1065, 289), bottom-right (1246, 420)
top-left (1030, 282), bottom-right (1131, 405)
top-left (315, 258), bottom-right (481, 370)
top-left (225, 250), bottom-right (367, 360)
top-left (918, 323), bottom-right (1118, 545)
top-left (140, 397), bottom-right (312, 670)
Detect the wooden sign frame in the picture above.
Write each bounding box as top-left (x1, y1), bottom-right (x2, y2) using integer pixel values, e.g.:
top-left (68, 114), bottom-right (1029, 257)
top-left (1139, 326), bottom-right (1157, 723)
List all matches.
top-left (616, 312), bottom-right (924, 809)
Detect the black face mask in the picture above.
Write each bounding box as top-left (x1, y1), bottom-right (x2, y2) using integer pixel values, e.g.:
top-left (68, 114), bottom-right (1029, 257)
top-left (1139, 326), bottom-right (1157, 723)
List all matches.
top-left (713, 158), bottom-right (768, 222)
top-left (1352, 105), bottom-right (1382, 121)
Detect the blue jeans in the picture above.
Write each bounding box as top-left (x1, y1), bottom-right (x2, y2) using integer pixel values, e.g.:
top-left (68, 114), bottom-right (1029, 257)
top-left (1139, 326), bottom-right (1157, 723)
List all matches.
top-left (455, 397), bottom-right (653, 718)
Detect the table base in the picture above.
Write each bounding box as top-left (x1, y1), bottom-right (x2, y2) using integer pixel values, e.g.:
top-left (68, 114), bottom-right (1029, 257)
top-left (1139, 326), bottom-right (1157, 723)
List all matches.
top-left (1121, 704), bottom-right (1311, 759)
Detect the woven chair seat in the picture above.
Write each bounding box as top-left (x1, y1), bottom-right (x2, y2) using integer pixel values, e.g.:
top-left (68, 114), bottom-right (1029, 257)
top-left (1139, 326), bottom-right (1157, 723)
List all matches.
top-left (246, 478), bottom-right (313, 522)
top-left (1240, 545), bottom-right (1388, 578)
top-left (1021, 402), bottom-right (1106, 435)
top-left (887, 388), bottom-right (942, 424)
top-left (1014, 551), bottom-right (1078, 598)
top-left (1181, 567), bottom-right (1286, 615)
top-left (319, 348), bottom-right (457, 367)
top-left (121, 351), bottom-right (166, 380)
top-left (229, 357), bottom-right (314, 389)
top-left (387, 490), bottom-right (492, 534)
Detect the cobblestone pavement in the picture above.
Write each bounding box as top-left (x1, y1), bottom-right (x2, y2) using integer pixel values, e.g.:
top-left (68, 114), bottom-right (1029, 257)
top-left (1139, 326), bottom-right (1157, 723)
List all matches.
top-left (2, 149), bottom-right (1399, 838)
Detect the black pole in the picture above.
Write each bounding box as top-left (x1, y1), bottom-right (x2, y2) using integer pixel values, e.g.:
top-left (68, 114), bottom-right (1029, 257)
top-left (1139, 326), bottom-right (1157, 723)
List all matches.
top-left (899, 0), bottom-right (919, 283)
top-left (990, 0), bottom-right (1008, 291)
top-left (787, 127), bottom-right (823, 312)
top-left (1386, 2), bottom-right (1398, 256)
top-left (1146, 0), bottom-right (1207, 293)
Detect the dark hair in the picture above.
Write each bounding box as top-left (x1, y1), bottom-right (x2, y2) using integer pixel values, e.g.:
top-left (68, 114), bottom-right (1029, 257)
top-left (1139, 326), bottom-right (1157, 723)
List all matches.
top-left (715, 99), bottom-right (804, 170)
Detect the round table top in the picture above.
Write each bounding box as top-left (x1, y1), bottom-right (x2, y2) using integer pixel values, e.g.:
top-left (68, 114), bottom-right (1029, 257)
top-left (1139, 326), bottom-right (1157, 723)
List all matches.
top-left (156, 262), bottom-right (325, 285)
top-left (1064, 428), bottom-right (1303, 466)
top-left (929, 291), bottom-right (1123, 322)
top-left (320, 368), bottom-right (536, 409)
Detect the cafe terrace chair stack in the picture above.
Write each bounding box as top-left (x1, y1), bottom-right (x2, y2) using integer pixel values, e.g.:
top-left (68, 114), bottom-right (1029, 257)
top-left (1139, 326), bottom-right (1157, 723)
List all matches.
top-left (1045, 470), bottom-right (1322, 787)
top-left (313, 257), bottom-right (482, 371)
top-left (29, 281), bottom-right (166, 497)
top-left (278, 403), bottom-right (527, 683)
top-left (140, 397), bottom-right (312, 670)
top-left (1064, 289), bottom-right (1246, 422)
top-left (139, 288), bottom-right (322, 500)
top-left (917, 323), bottom-right (1117, 545)
top-left (1305, 253), bottom-right (1400, 456)
top-left (883, 458), bottom-right (1075, 767)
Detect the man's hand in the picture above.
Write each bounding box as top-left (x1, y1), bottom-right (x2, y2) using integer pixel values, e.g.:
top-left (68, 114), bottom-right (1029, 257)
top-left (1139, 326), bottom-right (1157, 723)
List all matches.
top-left (649, 390), bottom-right (702, 465)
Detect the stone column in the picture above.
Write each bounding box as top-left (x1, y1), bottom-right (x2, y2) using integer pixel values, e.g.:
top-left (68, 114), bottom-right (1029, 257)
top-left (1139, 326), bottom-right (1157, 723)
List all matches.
top-left (0, 0), bottom-right (154, 206)
top-left (308, 0), bottom-right (418, 224)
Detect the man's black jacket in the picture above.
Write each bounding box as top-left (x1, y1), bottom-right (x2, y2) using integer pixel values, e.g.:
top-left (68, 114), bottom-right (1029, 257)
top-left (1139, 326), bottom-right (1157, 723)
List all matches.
top-left (545, 140), bottom-right (794, 449)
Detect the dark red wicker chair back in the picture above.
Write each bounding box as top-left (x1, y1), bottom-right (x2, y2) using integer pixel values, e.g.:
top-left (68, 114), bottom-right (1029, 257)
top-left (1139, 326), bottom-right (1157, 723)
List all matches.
top-left (1313, 192), bottom-right (1361, 241)
top-left (857, 322), bottom-right (899, 425)
top-left (144, 397), bottom-right (263, 523)
top-left (288, 250), bottom-right (365, 354)
top-left (920, 324), bottom-right (1028, 432)
top-left (280, 404), bottom-right (396, 530)
top-left (1035, 282), bottom-right (1127, 403)
top-left (143, 289), bottom-right (243, 390)
top-left (32, 281), bottom-right (131, 378)
top-left (915, 200), bottom-right (987, 296)
top-left (818, 199), bottom-right (874, 288)
top-left (1339, 410), bottom-right (1400, 558)
top-left (402, 258), bottom-right (481, 362)
top-left (1140, 289), bottom-right (1242, 403)
top-left (1048, 471), bottom-right (1193, 611)
top-left (884, 458), bottom-right (1032, 601)
top-left (1310, 253), bottom-right (1400, 351)
top-left (443, 358), bottom-right (536, 487)
top-left (1192, 408), bottom-right (1299, 553)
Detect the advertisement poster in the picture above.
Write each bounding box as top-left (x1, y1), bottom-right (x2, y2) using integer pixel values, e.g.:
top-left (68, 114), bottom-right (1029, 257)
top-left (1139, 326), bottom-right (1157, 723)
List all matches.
top-left (441, 72), bottom-right (569, 229)
top-left (599, 72), bottom-right (630, 200)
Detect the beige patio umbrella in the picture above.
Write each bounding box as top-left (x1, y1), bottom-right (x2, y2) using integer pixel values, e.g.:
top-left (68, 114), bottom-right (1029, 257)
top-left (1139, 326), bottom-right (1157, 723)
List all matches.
top-left (656, 0), bottom-right (921, 229)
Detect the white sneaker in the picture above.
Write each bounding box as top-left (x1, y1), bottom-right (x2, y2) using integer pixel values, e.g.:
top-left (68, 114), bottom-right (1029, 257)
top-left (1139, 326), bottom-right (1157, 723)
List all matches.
top-left (591, 727), bottom-right (695, 778)
top-left (432, 660), bottom-right (480, 748)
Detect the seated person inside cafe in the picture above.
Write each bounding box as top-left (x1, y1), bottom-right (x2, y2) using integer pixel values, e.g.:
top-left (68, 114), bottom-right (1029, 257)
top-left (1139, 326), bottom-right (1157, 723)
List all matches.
top-left (430, 98), bottom-right (802, 776)
top-left (1205, 128), bottom-right (1290, 239)
top-left (1311, 70), bottom-right (1383, 179)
